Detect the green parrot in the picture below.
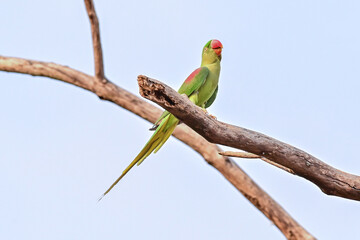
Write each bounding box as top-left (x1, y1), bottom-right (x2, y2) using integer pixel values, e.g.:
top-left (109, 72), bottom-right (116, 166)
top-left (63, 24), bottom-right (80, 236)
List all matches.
top-left (100, 39), bottom-right (223, 198)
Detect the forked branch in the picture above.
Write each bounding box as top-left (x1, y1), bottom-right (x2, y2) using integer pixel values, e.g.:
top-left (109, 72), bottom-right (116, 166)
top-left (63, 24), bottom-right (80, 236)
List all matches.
top-left (0, 1), bottom-right (318, 238)
top-left (219, 151), bottom-right (294, 174)
top-left (84, 0), bottom-right (105, 83)
top-left (138, 75), bottom-right (360, 201)
top-left (0, 55), bottom-right (314, 239)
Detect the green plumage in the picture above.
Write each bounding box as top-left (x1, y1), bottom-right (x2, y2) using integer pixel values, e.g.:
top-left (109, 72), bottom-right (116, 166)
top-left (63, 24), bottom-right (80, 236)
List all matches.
top-left (100, 39), bottom-right (223, 198)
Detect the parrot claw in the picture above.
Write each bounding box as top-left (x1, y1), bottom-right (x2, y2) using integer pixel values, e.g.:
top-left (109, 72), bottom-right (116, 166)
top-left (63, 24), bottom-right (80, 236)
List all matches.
top-left (209, 114), bottom-right (217, 120)
top-left (200, 108), bottom-right (208, 114)
top-left (199, 107), bottom-right (217, 119)
top-left (181, 93), bottom-right (193, 103)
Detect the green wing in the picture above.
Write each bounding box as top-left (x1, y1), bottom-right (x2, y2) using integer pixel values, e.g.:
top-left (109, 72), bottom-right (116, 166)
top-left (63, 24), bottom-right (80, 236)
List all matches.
top-left (204, 86), bottom-right (218, 108)
top-left (150, 67), bottom-right (209, 130)
top-left (178, 67), bottom-right (209, 96)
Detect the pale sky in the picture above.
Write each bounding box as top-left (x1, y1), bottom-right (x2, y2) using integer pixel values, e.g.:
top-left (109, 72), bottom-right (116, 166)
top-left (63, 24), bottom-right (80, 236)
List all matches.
top-left (1, 0), bottom-right (360, 239)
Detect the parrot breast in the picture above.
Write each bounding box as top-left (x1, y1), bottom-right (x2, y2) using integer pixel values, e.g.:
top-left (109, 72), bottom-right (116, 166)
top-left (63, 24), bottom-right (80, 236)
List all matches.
top-left (197, 62), bottom-right (221, 106)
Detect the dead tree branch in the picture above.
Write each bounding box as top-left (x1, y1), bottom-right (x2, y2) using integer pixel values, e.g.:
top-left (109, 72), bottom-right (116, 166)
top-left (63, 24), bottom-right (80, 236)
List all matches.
top-left (84, 0), bottom-right (105, 83)
top-left (0, 55), bottom-right (314, 239)
top-left (0, 1), bottom-right (317, 238)
top-left (219, 151), bottom-right (295, 174)
top-left (138, 75), bottom-right (360, 201)
top-left (219, 151), bottom-right (260, 159)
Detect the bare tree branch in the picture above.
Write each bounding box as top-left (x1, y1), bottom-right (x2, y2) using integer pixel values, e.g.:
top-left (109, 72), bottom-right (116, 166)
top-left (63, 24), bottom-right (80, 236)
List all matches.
top-left (137, 75), bottom-right (360, 201)
top-left (0, 55), bottom-right (315, 239)
top-left (84, 0), bottom-right (105, 83)
top-left (219, 151), bottom-right (295, 174)
top-left (219, 151), bottom-right (260, 159)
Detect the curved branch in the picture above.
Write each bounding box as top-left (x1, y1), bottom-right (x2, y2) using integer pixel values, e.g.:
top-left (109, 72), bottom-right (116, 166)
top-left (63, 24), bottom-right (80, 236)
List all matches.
top-left (137, 75), bottom-right (360, 201)
top-left (0, 55), bottom-right (314, 239)
top-left (84, 0), bottom-right (105, 83)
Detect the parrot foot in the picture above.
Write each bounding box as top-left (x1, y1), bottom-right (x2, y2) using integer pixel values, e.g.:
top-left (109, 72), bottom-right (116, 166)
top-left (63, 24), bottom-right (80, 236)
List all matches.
top-left (181, 93), bottom-right (188, 97)
top-left (209, 114), bottom-right (217, 120)
top-left (200, 108), bottom-right (208, 114)
top-left (181, 93), bottom-right (196, 104)
top-left (200, 107), bottom-right (217, 120)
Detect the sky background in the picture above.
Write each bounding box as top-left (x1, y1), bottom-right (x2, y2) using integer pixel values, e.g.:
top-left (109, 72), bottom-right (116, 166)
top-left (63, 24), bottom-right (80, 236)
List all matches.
top-left (1, 0), bottom-right (360, 239)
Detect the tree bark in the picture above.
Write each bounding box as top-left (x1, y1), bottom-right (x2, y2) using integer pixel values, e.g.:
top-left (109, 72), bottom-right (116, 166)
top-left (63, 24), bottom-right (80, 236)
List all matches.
top-left (0, 1), bottom-right (318, 239)
top-left (0, 55), bottom-right (315, 239)
top-left (137, 75), bottom-right (360, 201)
top-left (84, 0), bottom-right (105, 83)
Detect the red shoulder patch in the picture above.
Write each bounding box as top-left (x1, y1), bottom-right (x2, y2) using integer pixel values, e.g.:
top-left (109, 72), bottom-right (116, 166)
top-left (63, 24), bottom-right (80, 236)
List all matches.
top-left (185, 68), bottom-right (202, 83)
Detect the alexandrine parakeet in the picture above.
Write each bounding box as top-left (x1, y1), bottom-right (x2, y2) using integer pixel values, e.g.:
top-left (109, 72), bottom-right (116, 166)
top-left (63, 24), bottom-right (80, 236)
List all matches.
top-left (101, 39), bottom-right (223, 198)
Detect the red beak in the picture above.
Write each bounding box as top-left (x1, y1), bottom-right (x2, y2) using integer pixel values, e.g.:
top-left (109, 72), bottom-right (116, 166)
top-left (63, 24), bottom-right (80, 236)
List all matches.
top-left (213, 48), bottom-right (222, 56)
top-left (211, 39), bottom-right (223, 56)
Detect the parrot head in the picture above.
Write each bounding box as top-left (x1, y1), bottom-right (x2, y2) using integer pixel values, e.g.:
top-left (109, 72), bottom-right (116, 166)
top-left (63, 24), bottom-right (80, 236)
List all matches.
top-left (202, 39), bottom-right (223, 63)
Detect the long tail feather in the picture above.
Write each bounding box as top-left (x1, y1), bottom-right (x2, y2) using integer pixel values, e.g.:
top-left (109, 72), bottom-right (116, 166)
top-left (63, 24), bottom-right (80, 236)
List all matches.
top-left (153, 122), bottom-right (177, 154)
top-left (99, 115), bottom-right (179, 200)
